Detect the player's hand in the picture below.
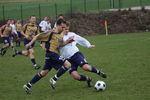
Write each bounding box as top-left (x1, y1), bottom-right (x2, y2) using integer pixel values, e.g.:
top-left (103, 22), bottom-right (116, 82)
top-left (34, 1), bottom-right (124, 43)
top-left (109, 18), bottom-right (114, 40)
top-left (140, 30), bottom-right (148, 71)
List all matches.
top-left (0, 34), bottom-right (4, 37)
top-left (67, 36), bottom-right (74, 43)
top-left (24, 35), bottom-right (29, 39)
top-left (88, 45), bottom-right (95, 48)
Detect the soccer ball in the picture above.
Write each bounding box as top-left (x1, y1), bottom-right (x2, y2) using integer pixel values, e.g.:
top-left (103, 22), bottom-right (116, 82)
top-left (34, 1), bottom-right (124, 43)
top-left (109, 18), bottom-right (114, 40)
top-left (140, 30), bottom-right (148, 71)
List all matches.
top-left (94, 81), bottom-right (106, 91)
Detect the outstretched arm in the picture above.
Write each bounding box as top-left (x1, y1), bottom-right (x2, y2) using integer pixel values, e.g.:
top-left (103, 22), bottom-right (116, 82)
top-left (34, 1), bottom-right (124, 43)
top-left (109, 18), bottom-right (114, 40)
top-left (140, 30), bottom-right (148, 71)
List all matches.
top-left (74, 34), bottom-right (95, 48)
top-left (25, 30), bottom-right (51, 49)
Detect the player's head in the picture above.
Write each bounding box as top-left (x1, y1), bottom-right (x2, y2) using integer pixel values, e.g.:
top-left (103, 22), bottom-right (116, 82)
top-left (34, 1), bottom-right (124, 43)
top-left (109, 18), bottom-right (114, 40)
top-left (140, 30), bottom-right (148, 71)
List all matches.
top-left (56, 19), bottom-right (66, 32)
top-left (44, 17), bottom-right (48, 21)
top-left (57, 14), bottom-right (64, 20)
top-left (47, 18), bottom-right (51, 23)
top-left (6, 19), bottom-right (11, 25)
top-left (29, 16), bottom-right (36, 24)
top-left (63, 21), bottom-right (70, 35)
top-left (16, 20), bottom-right (21, 24)
top-left (10, 19), bottom-right (15, 24)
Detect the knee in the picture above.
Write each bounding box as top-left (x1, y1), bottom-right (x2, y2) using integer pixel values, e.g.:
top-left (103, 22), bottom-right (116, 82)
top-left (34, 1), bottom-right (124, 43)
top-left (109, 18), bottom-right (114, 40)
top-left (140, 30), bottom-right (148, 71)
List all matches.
top-left (5, 43), bottom-right (10, 48)
top-left (82, 64), bottom-right (91, 71)
top-left (40, 70), bottom-right (48, 77)
top-left (64, 60), bottom-right (71, 69)
top-left (23, 51), bottom-right (29, 56)
top-left (71, 72), bottom-right (80, 80)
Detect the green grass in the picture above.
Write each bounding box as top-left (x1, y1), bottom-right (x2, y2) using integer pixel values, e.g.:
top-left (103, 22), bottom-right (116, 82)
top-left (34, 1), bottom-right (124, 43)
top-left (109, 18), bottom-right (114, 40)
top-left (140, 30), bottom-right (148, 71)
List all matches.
top-left (0, 32), bottom-right (150, 100)
top-left (0, 0), bottom-right (150, 20)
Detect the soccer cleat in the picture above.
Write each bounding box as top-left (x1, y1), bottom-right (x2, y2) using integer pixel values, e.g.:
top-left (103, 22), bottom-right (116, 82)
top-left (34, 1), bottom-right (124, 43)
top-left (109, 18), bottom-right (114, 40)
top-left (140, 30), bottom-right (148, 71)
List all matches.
top-left (23, 85), bottom-right (31, 95)
top-left (99, 71), bottom-right (107, 78)
top-left (0, 50), bottom-right (2, 56)
top-left (87, 77), bottom-right (92, 87)
top-left (12, 50), bottom-right (18, 57)
top-left (1, 50), bottom-right (6, 56)
top-left (49, 78), bottom-right (56, 89)
top-left (34, 64), bottom-right (41, 70)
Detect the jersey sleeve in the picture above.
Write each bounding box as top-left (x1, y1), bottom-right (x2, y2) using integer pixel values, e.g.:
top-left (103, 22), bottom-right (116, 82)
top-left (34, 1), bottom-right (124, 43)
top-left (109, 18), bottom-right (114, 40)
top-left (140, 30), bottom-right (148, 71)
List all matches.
top-left (22, 24), bottom-right (27, 33)
top-left (1, 25), bottom-right (6, 30)
top-left (37, 32), bottom-right (50, 41)
top-left (73, 33), bottom-right (91, 48)
top-left (35, 27), bottom-right (40, 35)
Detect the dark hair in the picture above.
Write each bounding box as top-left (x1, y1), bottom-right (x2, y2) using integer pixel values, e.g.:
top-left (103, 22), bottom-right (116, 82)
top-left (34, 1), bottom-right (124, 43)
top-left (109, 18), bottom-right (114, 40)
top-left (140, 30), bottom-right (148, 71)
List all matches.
top-left (30, 15), bottom-right (36, 18)
top-left (58, 14), bottom-right (64, 17)
top-left (66, 21), bottom-right (70, 27)
top-left (56, 18), bottom-right (66, 26)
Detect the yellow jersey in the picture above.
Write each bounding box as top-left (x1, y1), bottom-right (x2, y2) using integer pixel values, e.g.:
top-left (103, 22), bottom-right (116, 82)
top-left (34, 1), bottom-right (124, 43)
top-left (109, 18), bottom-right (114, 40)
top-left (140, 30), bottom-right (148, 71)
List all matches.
top-left (38, 29), bottom-right (64, 54)
top-left (15, 23), bottom-right (22, 32)
top-left (1, 24), bottom-right (12, 37)
top-left (23, 23), bottom-right (40, 40)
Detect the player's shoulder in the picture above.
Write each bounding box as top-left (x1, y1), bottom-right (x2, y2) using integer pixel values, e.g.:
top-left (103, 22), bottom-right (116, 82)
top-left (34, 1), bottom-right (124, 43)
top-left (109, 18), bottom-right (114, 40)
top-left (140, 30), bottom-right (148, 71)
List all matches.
top-left (1, 24), bottom-right (6, 28)
top-left (23, 24), bottom-right (28, 27)
top-left (68, 32), bottom-right (76, 35)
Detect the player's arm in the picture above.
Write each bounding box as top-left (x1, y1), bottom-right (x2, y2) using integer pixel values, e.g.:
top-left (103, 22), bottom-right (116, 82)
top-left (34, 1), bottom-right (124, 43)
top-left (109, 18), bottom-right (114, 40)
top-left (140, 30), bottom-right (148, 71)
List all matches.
top-left (21, 25), bottom-right (28, 38)
top-left (74, 33), bottom-right (95, 48)
top-left (0, 27), bottom-right (2, 37)
top-left (0, 25), bottom-right (5, 37)
top-left (25, 30), bottom-right (51, 49)
top-left (60, 36), bottom-right (74, 46)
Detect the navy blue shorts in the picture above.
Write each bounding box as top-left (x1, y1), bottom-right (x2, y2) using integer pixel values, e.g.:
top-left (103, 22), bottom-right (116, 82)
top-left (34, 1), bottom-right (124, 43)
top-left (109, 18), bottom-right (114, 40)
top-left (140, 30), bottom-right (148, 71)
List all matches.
top-left (42, 51), bottom-right (66, 71)
top-left (24, 38), bottom-right (35, 49)
top-left (2, 37), bottom-right (10, 44)
top-left (17, 32), bottom-right (22, 38)
top-left (9, 34), bottom-right (14, 40)
top-left (68, 52), bottom-right (88, 73)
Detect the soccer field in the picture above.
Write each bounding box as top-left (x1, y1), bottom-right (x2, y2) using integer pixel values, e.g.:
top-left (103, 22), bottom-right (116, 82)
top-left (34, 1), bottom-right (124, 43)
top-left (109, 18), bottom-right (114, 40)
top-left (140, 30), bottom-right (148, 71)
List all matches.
top-left (0, 32), bottom-right (150, 100)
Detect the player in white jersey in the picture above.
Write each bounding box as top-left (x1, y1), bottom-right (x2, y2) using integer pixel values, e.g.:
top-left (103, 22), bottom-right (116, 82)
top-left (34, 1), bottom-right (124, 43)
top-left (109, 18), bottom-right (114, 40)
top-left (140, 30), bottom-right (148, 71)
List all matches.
top-left (50, 22), bottom-right (107, 88)
top-left (39, 17), bottom-right (49, 32)
top-left (54, 14), bottom-right (64, 28)
top-left (39, 17), bottom-right (52, 47)
top-left (10, 19), bottom-right (17, 50)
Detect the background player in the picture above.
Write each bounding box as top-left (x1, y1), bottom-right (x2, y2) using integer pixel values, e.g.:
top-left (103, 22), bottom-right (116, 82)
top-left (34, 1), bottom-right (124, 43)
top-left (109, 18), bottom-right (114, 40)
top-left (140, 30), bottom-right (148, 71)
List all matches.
top-left (15, 20), bottom-right (23, 47)
top-left (0, 19), bottom-right (12, 56)
top-left (12, 16), bottom-right (41, 69)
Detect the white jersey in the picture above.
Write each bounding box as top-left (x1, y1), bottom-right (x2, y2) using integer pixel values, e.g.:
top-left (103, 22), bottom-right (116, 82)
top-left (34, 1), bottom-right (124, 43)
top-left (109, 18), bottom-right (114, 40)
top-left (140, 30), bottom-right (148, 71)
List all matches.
top-left (10, 24), bottom-right (17, 34)
top-left (60, 32), bottom-right (91, 59)
top-left (39, 20), bottom-right (51, 32)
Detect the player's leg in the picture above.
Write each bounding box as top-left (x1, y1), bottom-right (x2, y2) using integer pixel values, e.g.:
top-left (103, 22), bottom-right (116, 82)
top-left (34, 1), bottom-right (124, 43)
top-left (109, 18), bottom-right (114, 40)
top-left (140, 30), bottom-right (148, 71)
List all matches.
top-left (81, 64), bottom-right (107, 78)
top-left (15, 37), bottom-right (20, 47)
top-left (70, 69), bottom-right (92, 87)
top-left (0, 37), bottom-right (10, 56)
top-left (23, 70), bottom-right (49, 94)
top-left (0, 43), bottom-right (9, 56)
top-left (23, 58), bottom-right (52, 94)
top-left (12, 49), bottom-right (29, 57)
top-left (48, 52), bottom-right (71, 88)
top-left (9, 35), bottom-right (15, 50)
top-left (50, 60), bottom-right (71, 89)
top-left (17, 32), bottom-right (22, 47)
top-left (74, 52), bottom-right (107, 78)
top-left (28, 48), bottom-right (40, 69)
top-left (12, 39), bottom-right (32, 57)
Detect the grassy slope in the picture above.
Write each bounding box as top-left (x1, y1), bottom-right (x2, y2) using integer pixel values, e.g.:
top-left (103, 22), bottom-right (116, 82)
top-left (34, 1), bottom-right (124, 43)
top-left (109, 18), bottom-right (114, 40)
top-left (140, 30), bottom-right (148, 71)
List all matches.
top-left (0, 32), bottom-right (150, 100)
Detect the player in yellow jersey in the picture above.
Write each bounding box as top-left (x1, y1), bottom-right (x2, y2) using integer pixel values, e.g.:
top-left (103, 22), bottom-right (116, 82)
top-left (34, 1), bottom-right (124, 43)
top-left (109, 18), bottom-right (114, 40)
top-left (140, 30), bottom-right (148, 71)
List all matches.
top-left (0, 19), bottom-right (12, 56)
top-left (12, 16), bottom-right (41, 69)
top-left (23, 19), bottom-right (74, 94)
top-left (15, 20), bottom-right (23, 47)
